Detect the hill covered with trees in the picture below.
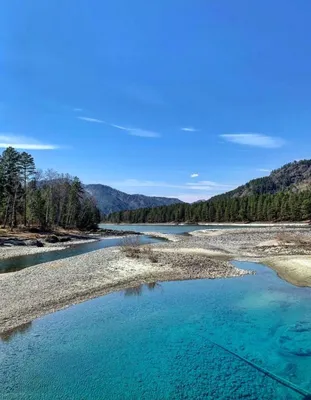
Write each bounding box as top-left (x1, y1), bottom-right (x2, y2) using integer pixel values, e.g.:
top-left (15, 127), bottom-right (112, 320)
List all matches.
top-left (0, 147), bottom-right (100, 230)
top-left (106, 160), bottom-right (311, 224)
top-left (85, 184), bottom-right (183, 215)
top-left (212, 159), bottom-right (311, 200)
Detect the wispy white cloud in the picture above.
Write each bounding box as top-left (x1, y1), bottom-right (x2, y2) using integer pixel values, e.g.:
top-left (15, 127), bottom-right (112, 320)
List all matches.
top-left (111, 124), bottom-right (160, 138)
top-left (110, 124), bottom-right (128, 131)
top-left (181, 127), bottom-right (198, 132)
top-left (257, 168), bottom-right (272, 173)
top-left (185, 181), bottom-right (235, 191)
top-left (77, 114), bottom-right (160, 138)
top-left (77, 116), bottom-right (105, 123)
top-left (109, 179), bottom-right (178, 189)
top-left (0, 134), bottom-right (59, 150)
top-left (108, 179), bottom-right (233, 191)
top-left (128, 129), bottom-right (160, 138)
top-left (73, 108), bottom-right (83, 112)
top-left (104, 179), bottom-right (236, 203)
top-left (190, 173), bottom-right (199, 178)
top-left (221, 133), bottom-right (284, 148)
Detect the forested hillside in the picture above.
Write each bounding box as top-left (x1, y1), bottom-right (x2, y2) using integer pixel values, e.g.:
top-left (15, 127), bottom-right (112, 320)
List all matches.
top-left (85, 184), bottom-right (183, 215)
top-left (106, 160), bottom-right (311, 224)
top-left (0, 147), bottom-right (100, 230)
top-left (212, 160), bottom-right (311, 200)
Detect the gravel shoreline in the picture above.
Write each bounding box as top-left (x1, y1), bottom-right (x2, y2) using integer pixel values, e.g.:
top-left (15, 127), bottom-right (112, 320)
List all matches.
top-left (177, 227), bottom-right (311, 255)
top-left (0, 246), bottom-right (250, 334)
top-left (160, 227), bottom-right (311, 286)
top-left (1, 225), bottom-right (311, 334)
top-left (0, 238), bottom-right (98, 260)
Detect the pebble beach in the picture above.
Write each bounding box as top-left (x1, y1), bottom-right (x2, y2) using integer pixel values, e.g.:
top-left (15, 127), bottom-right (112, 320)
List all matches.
top-left (1, 225), bottom-right (311, 334)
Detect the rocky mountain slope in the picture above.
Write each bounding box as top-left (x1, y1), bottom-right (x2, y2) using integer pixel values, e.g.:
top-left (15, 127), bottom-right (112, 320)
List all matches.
top-left (85, 184), bottom-right (183, 215)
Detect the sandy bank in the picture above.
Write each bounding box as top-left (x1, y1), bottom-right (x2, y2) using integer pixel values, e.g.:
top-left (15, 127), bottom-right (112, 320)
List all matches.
top-left (153, 247), bottom-right (229, 258)
top-left (263, 256), bottom-right (311, 287)
top-left (188, 227), bottom-right (311, 254)
top-left (163, 227), bottom-right (311, 286)
top-left (0, 246), bottom-right (250, 334)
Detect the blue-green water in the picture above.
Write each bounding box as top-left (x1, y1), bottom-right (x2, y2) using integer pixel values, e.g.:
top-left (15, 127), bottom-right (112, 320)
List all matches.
top-left (0, 236), bottom-right (160, 274)
top-left (0, 223), bottom-right (222, 274)
top-left (0, 224), bottom-right (233, 273)
top-left (1, 262), bottom-right (311, 399)
top-left (99, 223), bottom-right (243, 234)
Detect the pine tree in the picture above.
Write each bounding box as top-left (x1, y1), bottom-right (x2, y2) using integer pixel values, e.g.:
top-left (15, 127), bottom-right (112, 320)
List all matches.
top-left (280, 196), bottom-right (291, 221)
top-left (301, 196), bottom-right (311, 220)
top-left (19, 152), bottom-right (36, 226)
top-left (66, 177), bottom-right (83, 227)
top-left (1, 147), bottom-right (22, 228)
top-left (289, 193), bottom-right (300, 221)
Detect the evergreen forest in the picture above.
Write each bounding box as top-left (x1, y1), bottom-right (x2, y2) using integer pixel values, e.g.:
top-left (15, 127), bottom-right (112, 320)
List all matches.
top-left (106, 191), bottom-right (311, 224)
top-left (0, 147), bottom-right (100, 230)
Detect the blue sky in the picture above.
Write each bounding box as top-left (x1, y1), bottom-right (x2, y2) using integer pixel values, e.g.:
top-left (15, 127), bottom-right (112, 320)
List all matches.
top-left (2, 0), bottom-right (311, 202)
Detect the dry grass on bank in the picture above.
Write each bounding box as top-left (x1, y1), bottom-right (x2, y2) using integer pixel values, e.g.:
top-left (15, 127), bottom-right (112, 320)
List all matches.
top-left (276, 232), bottom-right (311, 246)
top-left (120, 236), bottom-right (159, 263)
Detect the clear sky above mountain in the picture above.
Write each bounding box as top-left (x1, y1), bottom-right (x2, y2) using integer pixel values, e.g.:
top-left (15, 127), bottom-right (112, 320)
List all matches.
top-left (2, 1), bottom-right (311, 202)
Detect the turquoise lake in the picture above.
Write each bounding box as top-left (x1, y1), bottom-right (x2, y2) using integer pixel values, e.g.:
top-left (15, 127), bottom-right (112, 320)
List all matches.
top-left (1, 261), bottom-right (311, 399)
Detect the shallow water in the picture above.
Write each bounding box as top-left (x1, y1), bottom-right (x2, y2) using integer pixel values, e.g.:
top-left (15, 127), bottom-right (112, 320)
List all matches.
top-left (1, 261), bottom-right (311, 399)
top-left (0, 236), bottom-right (160, 273)
top-left (99, 223), bottom-right (244, 234)
top-left (0, 223), bottom-right (243, 274)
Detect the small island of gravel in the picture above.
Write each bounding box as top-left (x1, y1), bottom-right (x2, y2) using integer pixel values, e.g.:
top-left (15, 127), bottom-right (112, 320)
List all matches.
top-left (0, 242), bottom-right (249, 334)
top-left (1, 225), bottom-right (311, 334)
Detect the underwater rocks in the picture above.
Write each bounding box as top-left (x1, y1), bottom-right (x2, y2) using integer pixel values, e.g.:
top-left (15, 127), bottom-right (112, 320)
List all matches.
top-left (278, 322), bottom-right (311, 357)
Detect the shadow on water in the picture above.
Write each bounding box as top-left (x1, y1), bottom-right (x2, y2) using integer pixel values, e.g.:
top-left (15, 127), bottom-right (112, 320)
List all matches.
top-left (124, 282), bottom-right (162, 297)
top-left (0, 322), bottom-right (32, 343)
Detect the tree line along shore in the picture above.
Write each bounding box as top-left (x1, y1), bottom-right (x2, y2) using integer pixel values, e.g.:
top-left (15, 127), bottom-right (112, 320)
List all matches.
top-left (106, 190), bottom-right (311, 224)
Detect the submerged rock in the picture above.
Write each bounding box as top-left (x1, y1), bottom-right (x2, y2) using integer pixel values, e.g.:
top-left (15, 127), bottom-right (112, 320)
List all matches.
top-left (45, 235), bottom-right (59, 243)
top-left (26, 239), bottom-right (44, 247)
top-left (278, 322), bottom-right (311, 356)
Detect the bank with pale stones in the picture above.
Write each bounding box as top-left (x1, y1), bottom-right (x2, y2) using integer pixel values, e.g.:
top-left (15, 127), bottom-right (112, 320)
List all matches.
top-left (0, 246), bottom-right (250, 334)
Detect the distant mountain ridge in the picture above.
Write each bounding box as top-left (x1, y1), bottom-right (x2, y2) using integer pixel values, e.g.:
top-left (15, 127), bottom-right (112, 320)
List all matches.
top-left (210, 159), bottom-right (311, 201)
top-left (105, 159), bottom-right (311, 224)
top-left (85, 184), bottom-right (183, 215)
